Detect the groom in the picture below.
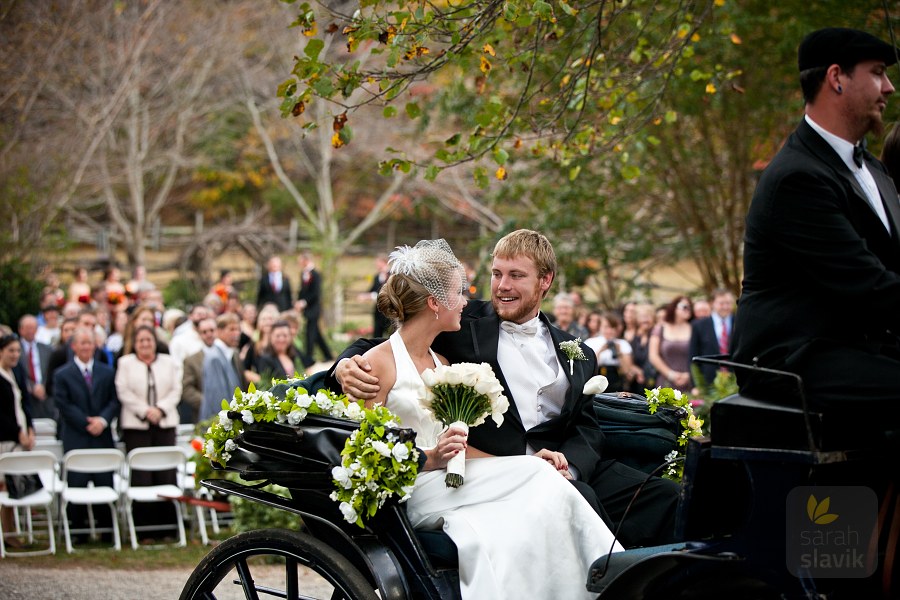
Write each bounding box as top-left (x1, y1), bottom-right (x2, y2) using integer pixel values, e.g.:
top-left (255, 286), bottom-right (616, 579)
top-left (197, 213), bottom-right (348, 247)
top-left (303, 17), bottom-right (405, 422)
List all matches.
top-left (329, 229), bottom-right (678, 547)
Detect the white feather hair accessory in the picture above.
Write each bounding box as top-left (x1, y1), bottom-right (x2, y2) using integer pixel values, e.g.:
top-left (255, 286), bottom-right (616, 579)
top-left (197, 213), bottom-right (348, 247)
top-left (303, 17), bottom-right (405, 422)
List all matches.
top-left (388, 239), bottom-right (467, 310)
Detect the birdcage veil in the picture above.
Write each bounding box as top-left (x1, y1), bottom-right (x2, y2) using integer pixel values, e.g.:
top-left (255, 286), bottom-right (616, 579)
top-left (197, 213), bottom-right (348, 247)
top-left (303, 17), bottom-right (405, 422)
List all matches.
top-left (388, 239), bottom-right (467, 310)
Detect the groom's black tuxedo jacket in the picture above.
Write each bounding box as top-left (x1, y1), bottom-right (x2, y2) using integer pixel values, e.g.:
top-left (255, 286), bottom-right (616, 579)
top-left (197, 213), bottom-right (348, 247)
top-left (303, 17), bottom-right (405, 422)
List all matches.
top-left (732, 119), bottom-right (900, 390)
top-left (327, 299), bottom-right (605, 481)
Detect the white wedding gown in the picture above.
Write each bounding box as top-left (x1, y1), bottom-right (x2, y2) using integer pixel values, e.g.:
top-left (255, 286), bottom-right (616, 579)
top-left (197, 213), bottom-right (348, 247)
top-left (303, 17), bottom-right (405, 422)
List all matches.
top-left (386, 332), bottom-right (623, 600)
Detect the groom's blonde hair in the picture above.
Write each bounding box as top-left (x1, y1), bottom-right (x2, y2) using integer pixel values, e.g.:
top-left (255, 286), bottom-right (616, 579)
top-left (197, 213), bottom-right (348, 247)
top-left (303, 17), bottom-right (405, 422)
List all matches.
top-left (492, 229), bottom-right (557, 282)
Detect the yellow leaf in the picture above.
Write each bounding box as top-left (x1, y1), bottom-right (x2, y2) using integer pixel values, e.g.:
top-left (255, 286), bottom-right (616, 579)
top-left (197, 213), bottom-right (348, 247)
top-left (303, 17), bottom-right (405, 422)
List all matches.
top-left (691, 33), bottom-right (700, 43)
top-left (806, 495), bottom-right (817, 521)
top-left (705, 83), bottom-right (717, 94)
top-left (331, 132), bottom-right (344, 148)
top-left (495, 167), bottom-right (507, 180)
top-left (730, 33), bottom-right (742, 45)
top-left (714, 0), bottom-right (725, 5)
top-left (480, 56), bottom-right (492, 74)
top-left (483, 43), bottom-right (496, 57)
top-left (609, 116), bottom-right (622, 125)
top-left (303, 23), bottom-right (318, 37)
top-left (653, 117), bottom-right (662, 125)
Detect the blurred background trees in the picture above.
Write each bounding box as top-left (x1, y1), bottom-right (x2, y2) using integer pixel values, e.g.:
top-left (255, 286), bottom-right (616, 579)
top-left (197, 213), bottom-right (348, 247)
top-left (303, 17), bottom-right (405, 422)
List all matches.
top-left (1, 0), bottom-right (896, 325)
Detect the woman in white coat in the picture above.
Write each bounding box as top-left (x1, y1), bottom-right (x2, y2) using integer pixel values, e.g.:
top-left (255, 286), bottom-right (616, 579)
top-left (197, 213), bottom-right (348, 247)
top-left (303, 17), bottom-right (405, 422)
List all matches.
top-left (115, 324), bottom-right (182, 536)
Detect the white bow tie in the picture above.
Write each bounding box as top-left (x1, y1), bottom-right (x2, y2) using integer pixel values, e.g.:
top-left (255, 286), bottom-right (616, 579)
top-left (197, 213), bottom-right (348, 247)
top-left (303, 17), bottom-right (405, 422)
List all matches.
top-left (501, 321), bottom-right (538, 337)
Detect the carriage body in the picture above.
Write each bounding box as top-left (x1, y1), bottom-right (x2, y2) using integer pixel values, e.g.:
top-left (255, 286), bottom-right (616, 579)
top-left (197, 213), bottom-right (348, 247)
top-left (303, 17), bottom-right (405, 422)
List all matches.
top-left (181, 365), bottom-right (889, 599)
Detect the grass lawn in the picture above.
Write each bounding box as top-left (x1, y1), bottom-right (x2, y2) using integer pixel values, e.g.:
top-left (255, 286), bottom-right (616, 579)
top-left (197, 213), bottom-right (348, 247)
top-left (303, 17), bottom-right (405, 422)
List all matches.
top-left (3, 530), bottom-right (232, 570)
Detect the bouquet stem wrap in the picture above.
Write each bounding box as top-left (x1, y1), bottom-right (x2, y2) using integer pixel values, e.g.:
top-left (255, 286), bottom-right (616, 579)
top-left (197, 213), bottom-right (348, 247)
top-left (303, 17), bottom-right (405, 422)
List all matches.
top-left (445, 421), bottom-right (468, 488)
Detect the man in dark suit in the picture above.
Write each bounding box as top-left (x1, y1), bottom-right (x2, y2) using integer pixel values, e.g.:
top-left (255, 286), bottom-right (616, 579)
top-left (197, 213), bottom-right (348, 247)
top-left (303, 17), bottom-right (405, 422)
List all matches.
top-left (17, 314), bottom-right (54, 419)
top-left (296, 252), bottom-right (333, 363)
top-left (357, 255), bottom-right (391, 338)
top-left (330, 230), bottom-right (678, 547)
top-left (732, 28), bottom-right (900, 425)
top-left (53, 327), bottom-right (120, 540)
top-left (688, 289), bottom-right (735, 388)
top-left (256, 255), bottom-right (293, 311)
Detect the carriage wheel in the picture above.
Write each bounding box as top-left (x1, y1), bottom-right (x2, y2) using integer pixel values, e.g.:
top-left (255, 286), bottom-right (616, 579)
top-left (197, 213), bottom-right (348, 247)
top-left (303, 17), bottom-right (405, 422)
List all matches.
top-left (179, 528), bottom-right (379, 600)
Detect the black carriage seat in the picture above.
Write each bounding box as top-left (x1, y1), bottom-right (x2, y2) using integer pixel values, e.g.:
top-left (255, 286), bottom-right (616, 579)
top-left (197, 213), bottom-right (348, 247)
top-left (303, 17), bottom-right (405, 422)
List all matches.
top-left (415, 529), bottom-right (458, 569)
top-left (710, 394), bottom-right (870, 460)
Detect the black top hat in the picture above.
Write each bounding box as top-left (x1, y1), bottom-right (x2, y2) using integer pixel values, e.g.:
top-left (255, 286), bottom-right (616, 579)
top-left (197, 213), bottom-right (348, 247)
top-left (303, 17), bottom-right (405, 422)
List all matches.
top-left (798, 27), bottom-right (898, 71)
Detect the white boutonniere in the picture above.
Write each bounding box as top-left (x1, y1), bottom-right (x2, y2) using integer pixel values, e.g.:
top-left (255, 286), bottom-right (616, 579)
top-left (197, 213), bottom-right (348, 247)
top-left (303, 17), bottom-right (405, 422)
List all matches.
top-left (558, 338), bottom-right (587, 375)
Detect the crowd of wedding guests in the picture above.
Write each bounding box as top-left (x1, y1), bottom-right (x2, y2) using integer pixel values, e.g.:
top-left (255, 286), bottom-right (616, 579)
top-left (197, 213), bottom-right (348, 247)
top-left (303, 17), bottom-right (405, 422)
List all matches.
top-left (0, 255), bottom-right (338, 546)
top-left (549, 288), bottom-right (736, 397)
top-left (1, 250), bottom-right (734, 545)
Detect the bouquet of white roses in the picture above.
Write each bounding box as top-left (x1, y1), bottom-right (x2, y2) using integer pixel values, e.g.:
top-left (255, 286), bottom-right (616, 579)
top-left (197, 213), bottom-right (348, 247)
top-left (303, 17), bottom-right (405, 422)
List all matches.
top-left (420, 362), bottom-right (509, 488)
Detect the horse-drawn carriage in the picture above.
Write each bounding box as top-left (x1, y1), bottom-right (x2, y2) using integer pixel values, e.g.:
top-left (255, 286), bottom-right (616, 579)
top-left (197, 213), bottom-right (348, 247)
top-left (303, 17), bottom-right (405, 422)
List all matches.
top-left (180, 360), bottom-right (893, 599)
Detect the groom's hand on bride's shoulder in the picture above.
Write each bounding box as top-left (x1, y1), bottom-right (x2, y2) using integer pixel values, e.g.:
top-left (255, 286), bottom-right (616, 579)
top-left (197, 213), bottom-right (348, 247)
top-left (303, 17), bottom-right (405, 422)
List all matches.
top-left (336, 356), bottom-right (380, 401)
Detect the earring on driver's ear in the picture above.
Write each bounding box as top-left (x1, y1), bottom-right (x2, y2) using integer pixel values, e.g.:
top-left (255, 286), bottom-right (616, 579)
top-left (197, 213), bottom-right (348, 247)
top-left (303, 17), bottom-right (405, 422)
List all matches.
top-left (435, 310), bottom-right (439, 320)
top-left (837, 84), bottom-right (843, 94)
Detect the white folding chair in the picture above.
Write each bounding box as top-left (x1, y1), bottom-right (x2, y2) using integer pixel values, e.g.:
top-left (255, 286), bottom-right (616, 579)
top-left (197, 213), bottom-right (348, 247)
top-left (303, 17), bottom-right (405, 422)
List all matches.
top-left (33, 438), bottom-right (64, 463)
top-left (0, 450), bottom-right (57, 557)
top-left (31, 418), bottom-right (57, 438)
top-left (60, 448), bottom-right (125, 552)
top-left (123, 446), bottom-right (187, 550)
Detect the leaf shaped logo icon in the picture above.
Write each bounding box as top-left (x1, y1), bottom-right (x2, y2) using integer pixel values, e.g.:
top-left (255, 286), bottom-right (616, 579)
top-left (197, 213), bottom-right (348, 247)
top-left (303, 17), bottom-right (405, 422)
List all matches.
top-left (806, 494), bottom-right (839, 525)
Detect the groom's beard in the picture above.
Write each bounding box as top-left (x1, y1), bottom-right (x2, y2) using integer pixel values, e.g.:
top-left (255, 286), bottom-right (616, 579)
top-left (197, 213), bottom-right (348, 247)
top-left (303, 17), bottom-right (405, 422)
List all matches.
top-left (491, 282), bottom-right (543, 325)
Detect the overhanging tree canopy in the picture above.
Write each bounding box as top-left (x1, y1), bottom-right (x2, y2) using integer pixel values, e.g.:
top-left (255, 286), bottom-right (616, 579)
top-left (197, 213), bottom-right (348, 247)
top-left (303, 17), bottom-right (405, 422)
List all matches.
top-left (279, 0), bottom-right (722, 185)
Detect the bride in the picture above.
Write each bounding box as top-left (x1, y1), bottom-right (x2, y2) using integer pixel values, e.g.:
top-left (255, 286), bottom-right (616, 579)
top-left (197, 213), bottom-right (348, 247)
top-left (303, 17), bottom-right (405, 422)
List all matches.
top-left (360, 239), bottom-right (622, 600)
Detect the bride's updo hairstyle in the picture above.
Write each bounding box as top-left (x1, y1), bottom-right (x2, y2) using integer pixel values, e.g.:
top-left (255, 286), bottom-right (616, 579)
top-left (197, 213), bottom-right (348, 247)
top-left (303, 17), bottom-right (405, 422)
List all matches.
top-left (377, 239), bottom-right (467, 327)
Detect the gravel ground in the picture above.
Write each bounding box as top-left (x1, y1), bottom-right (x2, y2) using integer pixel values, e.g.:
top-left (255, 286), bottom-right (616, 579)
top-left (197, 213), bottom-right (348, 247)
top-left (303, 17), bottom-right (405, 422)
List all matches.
top-left (0, 563), bottom-right (334, 599)
top-left (0, 565), bottom-right (196, 599)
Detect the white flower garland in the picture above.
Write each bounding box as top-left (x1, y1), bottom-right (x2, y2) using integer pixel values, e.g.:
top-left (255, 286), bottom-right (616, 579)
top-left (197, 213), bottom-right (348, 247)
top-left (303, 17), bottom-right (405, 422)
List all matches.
top-left (203, 377), bottom-right (419, 528)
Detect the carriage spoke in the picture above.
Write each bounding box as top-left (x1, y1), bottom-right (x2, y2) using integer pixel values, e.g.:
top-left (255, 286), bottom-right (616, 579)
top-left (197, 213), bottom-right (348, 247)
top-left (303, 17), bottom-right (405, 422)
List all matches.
top-left (286, 556), bottom-right (299, 600)
top-left (235, 558), bottom-right (262, 600)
